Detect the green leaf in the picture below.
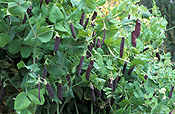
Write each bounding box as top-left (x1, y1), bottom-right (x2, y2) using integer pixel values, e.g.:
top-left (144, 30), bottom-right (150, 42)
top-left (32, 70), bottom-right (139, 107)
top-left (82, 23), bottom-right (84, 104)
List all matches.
top-left (49, 5), bottom-right (64, 24)
top-left (21, 108), bottom-right (32, 114)
top-left (20, 46), bottom-right (32, 58)
top-left (0, 18), bottom-right (9, 32)
top-left (96, 0), bottom-right (106, 6)
top-left (0, 33), bottom-right (10, 48)
top-left (28, 89), bottom-right (45, 105)
top-left (14, 92), bottom-right (31, 111)
top-left (86, 0), bottom-right (96, 8)
top-left (17, 61), bottom-right (26, 69)
top-left (70, 10), bottom-right (81, 22)
top-left (106, 59), bottom-right (112, 66)
top-left (119, 99), bottom-right (131, 108)
top-left (73, 87), bottom-right (83, 100)
top-left (130, 58), bottom-right (146, 67)
top-left (8, 39), bottom-right (22, 54)
top-left (55, 23), bottom-right (69, 33)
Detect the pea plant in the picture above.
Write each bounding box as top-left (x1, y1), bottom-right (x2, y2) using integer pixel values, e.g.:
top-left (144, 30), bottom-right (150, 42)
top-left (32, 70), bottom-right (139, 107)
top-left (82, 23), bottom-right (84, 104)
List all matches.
top-left (0, 0), bottom-right (174, 114)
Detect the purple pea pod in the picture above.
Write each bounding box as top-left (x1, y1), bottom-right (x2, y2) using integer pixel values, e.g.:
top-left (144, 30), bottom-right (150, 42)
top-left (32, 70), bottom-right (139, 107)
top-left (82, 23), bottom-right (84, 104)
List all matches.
top-left (38, 75), bottom-right (41, 102)
top-left (128, 14), bottom-right (131, 19)
top-left (95, 88), bottom-right (101, 97)
top-left (84, 18), bottom-right (89, 30)
top-left (93, 38), bottom-right (96, 47)
top-left (169, 86), bottom-right (174, 99)
top-left (70, 23), bottom-right (76, 39)
top-left (86, 60), bottom-right (94, 80)
top-left (90, 84), bottom-right (96, 102)
top-left (66, 74), bottom-right (71, 87)
top-left (91, 11), bottom-right (97, 21)
top-left (120, 37), bottom-right (125, 58)
top-left (131, 31), bottom-right (136, 47)
top-left (54, 37), bottom-right (60, 52)
top-left (134, 19), bottom-right (141, 38)
top-left (102, 29), bottom-right (106, 45)
top-left (144, 75), bottom-right (148, 80)
top-left (86, 43), bottom-right (93, 58)
top-left (7, 15), bottom-right (11, 23)
top-left (142, 47), bottom-right (149, 53)
top-left (41, 64), bottom-right (47, 82)
top-left (22, 5), bottom-right (32, 24)
top-left (128, 66), bottom-right (135, 75)
top-left (97, 38), bottom-right (101, 48)
top-left (57, 83), bottom-right (63, 101)
top-left (156, 52), bottom-right (160, 61)
top-left (45, 0), bottom-right (50, 4)
top-left (113, 75), bottom-right (121, 92)
top-left (80, 12), bottom-right (85, 26)
top-left (78, 56), bottom-right (85, 75)
top-left (40, 0), bottom-right (43, 8)
top-left (111, 98), bottom-right (115, 106)
top-left (122, 62), bottom-right (127, 74)
top-left (46, 83), bottom-right (54, 99)
top-left (169, 111), bottom-right (172, 114)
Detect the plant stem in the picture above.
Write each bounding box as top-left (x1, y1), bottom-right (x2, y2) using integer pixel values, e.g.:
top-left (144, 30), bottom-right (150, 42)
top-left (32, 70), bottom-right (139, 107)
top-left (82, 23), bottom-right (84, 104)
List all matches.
top-left (71, 80), bottom-right (84, 88)
top-left (60, 101), bottom-right (66, 113)
top-left (57, 102), bottom-right (60, 114)
top-left (25, 12), bottom-right (37, 71)
top-left (91, 101), bottom-right (93, 114)
top-left (74, 101), bottom-right (79, 114)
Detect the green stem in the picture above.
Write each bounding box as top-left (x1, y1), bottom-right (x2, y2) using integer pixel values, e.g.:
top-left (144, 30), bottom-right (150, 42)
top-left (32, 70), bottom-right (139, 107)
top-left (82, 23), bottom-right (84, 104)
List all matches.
top-left (57, 102), bottom-right (60, 114)
top-left (165, 25), bottom-right (175, 31)
top-left (60, 101), bottom-right (66, 113)
top-left (25, 12), bottom-right (37, 71)
top-left (71, 80), bottom-right (84, 88)
top-left (74, 101), bottom-right (79, 114)
top-left (91, 101), bottom-right (93, 114)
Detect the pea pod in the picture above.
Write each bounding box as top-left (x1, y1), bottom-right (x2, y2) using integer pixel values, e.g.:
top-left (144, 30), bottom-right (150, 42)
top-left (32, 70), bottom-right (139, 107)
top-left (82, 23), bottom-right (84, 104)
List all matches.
top-left (131, 31), bottom-right (136, 47)
top-left (70, 23), bottom-right (76, 39)
top-left (54, 37), bottom-right (60, 52)
top-left (102, 29), bottom-right (106, 45)
top-left (142, 47), bottom-right (149, 53)
top-left (91, 11), bottom-right (97, 21)
top-left (128, 66), bottom-right (135, 75)
top-left (22, 5), bottom-right (32, 24)
top-left (41, 64), bottom-right (47, 82)
top-left (95, 88), bottom-right (101, 97)
top-left (0, 79), bottom-right (6, 103)
top-left (113, 75), bottom-right (121, 91)
top-left (134, 19), bottom-right (141, 38)
top-left (169, 86), bottom-right (174, 99)
top-left (156, 52), bottom-right (160, 61)
top-left (66, 74), bottom-right (71, 87)
top-left (46, 83), bottom-right (54, 99)
top-left (40, 0), bottom-right (43, 8)
top-left (78, 56), bottom-right (85, 75)
top-left (38, 75), bottom-right (41, 102)
top-left (80, 12), bottom-right (85, 26)
top-left (86, 60), bottom-right (94, 80)
top-left (86, 43), bottom-right (93, 58)
top-left (84, 18), bottom-right (89, 30)
top-left (57, 83), bottom-right (63, 101)
top-left (120, 37), bottom-right (125, 58)
top-left (45, 0), bottom-right (50, 5)
top-left (97, 38), bottom-right (101, 48)
top-left (122, 62), bottom-right (127, 74)
top-left (90, 84), bottom-right (96, 102)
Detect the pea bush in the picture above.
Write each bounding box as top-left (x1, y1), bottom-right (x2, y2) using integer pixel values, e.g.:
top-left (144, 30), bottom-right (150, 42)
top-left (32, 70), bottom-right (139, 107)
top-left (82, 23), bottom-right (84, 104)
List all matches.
top-left (0, 0), bottom-right (174, 113)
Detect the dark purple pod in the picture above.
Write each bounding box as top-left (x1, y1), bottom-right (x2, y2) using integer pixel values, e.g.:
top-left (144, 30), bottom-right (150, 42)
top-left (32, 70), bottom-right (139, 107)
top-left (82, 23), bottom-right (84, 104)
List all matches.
top-left (0, 79), bottom-right (6, 103)
top-left (93, 38), bottom-right (96, 47)
top-left (70, 23), bottom-right (76, 39)
top-left (113, 75), bottom-right (121, 91)
top-left (128, 14), bottom-right (131, 19)
top-left (54, 37), bottom-right (60, 52)
top-left (128, 66), bottom-right (135, 75)
top-left (40, 0), bottom-right (43, 8)
top-left (38, 76), bottom-right (41, 102)
top-left (120, 37), bottom-right (125, 58)
top-left (144, 75), bottom-right (148, 80)
top-left (169, 111), bottom-right (172, 114)
top-left (95, 88), bottom-right (101, 97)
top-left (80, 12), bottom-right (85, 26)
top-left (45, 0), bottom-right (50, 4)
top-left (86, 60), bottom-right (94, 80)
top-left (90, 84), bottom-right (96, 102)
top-left (86, 43), bottom-right (93, 58)
top-left (169, 86), bottom-right (174, 99)
top-left (108, 78), bottom-right (113, 91)
top-left (134, 19), bottom-right (141, 38)
top-left (7, 15), bottom-right (10, 23)
top-left (22, 5), bottom-right (32, 24)
top-left (131, 31), bottom-right (136, 47)
top-left (41, 64), bottom-right (47, 82)
top-left (66, 74), bottom-right (71, 87)
top-left (78, 56), bottom-right (85, 75)
top-left (91, 11), bottom-right (97, 21)
top-left (102, 29), bottom-right (106, 45)
top-left (57, 83), bottom-right (63, 101)
top-left (111, 98), bottom-right (115, 106)
top-left (92, 31), bottom-right (96, 37)
top-left (142, 47), bottom-right (149, 53)
top-left (156, 52), bottom-right (160, 61)
top-left (46, 83), bottom-right (54, 99)
top-left (97, 38), bottom-right (101, 48)
top-left (83, 18), bottom-right (89, 30)
top-left (122, 62), bottom-right (127, 74)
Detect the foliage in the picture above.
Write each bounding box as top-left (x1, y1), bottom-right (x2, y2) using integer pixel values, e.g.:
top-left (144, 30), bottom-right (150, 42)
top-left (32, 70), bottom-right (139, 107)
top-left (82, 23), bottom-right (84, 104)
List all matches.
top-left (0, 0), bottom-right (174, 113)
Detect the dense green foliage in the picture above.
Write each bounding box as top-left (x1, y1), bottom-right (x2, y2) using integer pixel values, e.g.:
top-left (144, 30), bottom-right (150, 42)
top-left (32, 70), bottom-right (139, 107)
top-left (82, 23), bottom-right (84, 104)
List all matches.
top-left (0, 0), bottom-right (174, 113)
